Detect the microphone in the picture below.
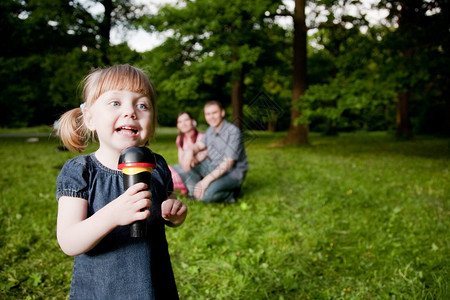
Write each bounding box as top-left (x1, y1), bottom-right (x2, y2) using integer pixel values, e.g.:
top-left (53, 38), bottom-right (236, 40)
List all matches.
top-left (118, 147), bottom-right (156, 237)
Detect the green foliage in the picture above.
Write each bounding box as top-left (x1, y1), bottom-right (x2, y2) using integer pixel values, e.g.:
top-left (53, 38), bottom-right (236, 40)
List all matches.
top-left (299, 73), bottom-right (398, 131)
top-left (298, 26), bottom-right (398, 132)
top-left (293, 0), bottom-right (450, 135)
top-left (0, 0), bottom-right (146, 128)
top-left (0, 131), bottom-right (448, 299)
top-left (1, 0), bottom-right (449, 135)
top-left (377, 0), bottom-right (450, 135)
top-left (139, 0), bottom-right (290, 127)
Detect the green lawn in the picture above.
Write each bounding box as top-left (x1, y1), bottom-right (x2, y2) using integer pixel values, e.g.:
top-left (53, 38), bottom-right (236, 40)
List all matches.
top-left (0, 130), bottom-right (448, 299)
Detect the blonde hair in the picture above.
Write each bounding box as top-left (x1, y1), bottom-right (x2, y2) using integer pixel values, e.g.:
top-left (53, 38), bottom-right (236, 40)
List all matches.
top-left (57, 64), bottom-right (157, 152)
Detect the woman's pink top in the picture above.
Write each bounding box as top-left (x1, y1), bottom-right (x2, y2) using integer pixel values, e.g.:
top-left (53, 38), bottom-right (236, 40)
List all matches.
top-left (170, 130), bottom-right (207, 194)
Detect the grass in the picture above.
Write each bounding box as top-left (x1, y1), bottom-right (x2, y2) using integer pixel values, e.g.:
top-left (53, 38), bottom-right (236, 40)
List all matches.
top-left (0, 125), bottom-right (54, 135)
top-left (0, 130), bottom-right (448, 299)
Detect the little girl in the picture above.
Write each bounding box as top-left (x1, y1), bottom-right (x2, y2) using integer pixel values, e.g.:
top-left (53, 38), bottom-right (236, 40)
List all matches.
top-left (56, 64), bottom-right (187, 300)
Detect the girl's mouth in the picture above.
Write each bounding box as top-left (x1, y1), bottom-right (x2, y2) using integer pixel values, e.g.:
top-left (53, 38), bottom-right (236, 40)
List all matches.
top-left (116, 126), bottom-right (138, 135)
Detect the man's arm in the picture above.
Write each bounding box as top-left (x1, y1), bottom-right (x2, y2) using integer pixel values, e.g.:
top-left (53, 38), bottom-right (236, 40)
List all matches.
top-left (193, 157), bottom-right (235, 199)
top-left (202, 157), bottom-right (234, 183)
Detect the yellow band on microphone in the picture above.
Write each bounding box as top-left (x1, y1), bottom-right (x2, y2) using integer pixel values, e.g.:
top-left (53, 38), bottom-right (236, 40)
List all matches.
top-left (121, 167), bottom-right (153, 175)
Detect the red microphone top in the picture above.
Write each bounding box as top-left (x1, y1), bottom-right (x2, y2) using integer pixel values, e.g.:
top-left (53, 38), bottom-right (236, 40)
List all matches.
top-left (118, 162), bottom-right (156, 170)
top-left (118, 147), bottom-right (157, 170)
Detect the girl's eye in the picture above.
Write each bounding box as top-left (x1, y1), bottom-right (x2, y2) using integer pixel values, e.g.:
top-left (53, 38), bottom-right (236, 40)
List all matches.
top-left (110, 101), bottom-right (120, 107)
top-left (137, 103), bottom-right (148, 110)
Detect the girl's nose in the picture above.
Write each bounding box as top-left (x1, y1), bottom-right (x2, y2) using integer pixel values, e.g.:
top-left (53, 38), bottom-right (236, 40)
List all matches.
top-left (123, 106), bottom-right (137, 119)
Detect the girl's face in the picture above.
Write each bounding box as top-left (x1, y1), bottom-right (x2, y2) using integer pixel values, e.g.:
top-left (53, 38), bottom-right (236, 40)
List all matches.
top-left (85, 90), bottom-right (152, 154)
top-left (177, 113), bottom-right (195, 134)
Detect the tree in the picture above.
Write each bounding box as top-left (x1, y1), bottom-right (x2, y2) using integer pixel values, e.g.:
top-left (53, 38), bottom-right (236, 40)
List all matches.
top-left (281, 0), bottom-right (309, 145)
top-left (0, 0), bottom-right (142, 127)
top-left (275, 0), bottom-right (367, 144)
top-left (284, 0), bottom-right (449, 137)
top-left (295, 1), bottom-right (398, 134)
top-left (382, 0), bottom-right (450, 137)
top-left (83, 0), bottom-right (145, 64)
top-left (0, 0), bottom-right (100, 127)
top-left (140, 0), bottom-right (286, 129)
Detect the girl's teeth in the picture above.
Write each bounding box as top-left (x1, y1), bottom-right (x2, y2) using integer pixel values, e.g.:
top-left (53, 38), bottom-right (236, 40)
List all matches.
top-left (118, 127), bottom-right (137, 134)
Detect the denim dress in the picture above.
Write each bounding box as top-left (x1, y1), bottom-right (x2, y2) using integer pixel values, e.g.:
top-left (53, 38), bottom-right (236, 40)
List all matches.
top-left (56, 153), bottom-right (179, 300)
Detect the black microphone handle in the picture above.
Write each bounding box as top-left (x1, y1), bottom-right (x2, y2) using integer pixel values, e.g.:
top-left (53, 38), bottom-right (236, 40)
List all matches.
top-left (123, 172), bottom-right (152, 238)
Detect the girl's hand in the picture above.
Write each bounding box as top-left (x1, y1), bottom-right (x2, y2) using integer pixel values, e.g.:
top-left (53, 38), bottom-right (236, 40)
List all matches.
top-left (110, 182), bottom-right (152, 226)
top-left (161, 196), bottom-right (187, 227)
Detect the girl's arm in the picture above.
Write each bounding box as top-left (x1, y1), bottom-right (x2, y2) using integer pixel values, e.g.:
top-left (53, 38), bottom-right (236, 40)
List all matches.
top-left (57, 183), bottom-right (151, 256)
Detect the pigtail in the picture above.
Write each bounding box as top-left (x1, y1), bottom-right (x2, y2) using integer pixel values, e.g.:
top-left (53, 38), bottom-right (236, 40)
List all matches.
top-left (56, 107), bottom-right (90, 152)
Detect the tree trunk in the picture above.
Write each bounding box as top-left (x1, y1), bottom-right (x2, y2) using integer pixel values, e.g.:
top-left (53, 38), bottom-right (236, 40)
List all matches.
top-left (282, 0), bottom-right (308, 145)
top-left (394, 2), bottom-right (414, 139)
top-left (231, 57), bottom-right (245, 130)
top-left (267, 110), bottom-right (278, 132)
top-left (396, 91), bottom-right (413, 138)
top-left (445, 95), bottom-right (450, 136)
top-left (100, 0), bottom-right (113, 65)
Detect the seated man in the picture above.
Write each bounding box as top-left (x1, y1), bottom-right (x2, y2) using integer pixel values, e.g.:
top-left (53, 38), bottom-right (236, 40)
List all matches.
top-left (180, 101), bottom-right (248, 203)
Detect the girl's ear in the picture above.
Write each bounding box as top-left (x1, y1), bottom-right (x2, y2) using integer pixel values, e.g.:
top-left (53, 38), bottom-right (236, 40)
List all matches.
top-left (83, 108), bottom-right (96, 131)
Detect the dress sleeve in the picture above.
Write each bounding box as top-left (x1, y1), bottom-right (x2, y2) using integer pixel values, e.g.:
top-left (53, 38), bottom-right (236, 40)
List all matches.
top-left (56, 157), bottom-right (89, 200)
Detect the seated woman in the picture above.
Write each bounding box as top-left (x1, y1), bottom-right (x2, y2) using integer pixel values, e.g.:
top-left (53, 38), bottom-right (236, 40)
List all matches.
top-left (169, 112), bottom-right (207, 194)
